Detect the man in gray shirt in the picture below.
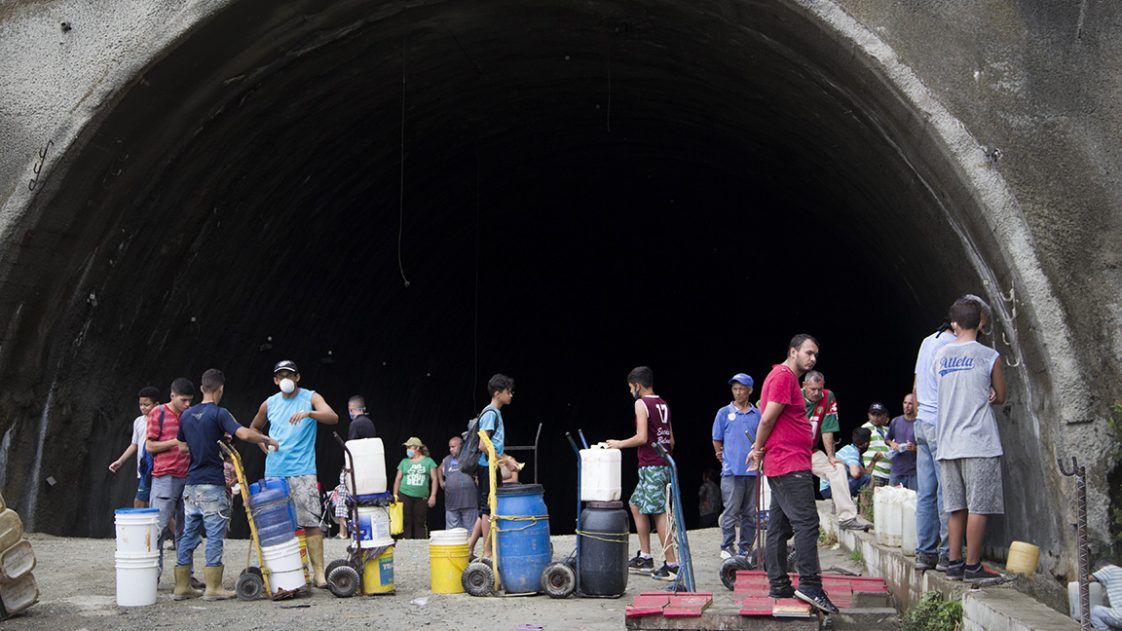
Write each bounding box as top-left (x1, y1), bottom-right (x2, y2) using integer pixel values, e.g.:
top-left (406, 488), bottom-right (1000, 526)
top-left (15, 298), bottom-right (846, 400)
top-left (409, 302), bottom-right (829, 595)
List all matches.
top-left (933, 297), bottom-right (1006, 585)
top-left (439, 435), bottom-right (479, 531)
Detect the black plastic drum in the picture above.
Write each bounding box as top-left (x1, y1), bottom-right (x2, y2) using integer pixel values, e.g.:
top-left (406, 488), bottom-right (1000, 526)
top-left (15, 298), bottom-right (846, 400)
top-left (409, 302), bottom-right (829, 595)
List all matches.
top-left (578, 501), bottom-right (629, 597)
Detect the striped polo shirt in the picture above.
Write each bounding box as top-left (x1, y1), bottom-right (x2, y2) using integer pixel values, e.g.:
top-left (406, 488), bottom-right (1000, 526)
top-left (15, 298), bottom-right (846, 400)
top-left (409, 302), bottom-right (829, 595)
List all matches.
top-left (861, 421), bottom-right (893, 480)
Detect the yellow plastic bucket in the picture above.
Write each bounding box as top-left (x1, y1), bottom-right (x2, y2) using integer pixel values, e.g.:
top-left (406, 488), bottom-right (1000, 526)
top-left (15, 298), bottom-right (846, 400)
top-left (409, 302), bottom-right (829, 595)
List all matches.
top-left (389, 501), bottom-right (404, 536)
top-left (363, 547), bottom-right (395, 594)
top-left (1006, 541), bottom-right (1040, 575)
top-left (429, 543), bottom-right (470, 593)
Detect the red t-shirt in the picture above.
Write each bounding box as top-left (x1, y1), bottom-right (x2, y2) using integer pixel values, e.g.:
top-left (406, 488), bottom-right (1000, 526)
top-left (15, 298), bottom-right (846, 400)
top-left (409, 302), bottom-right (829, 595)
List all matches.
top-left (759, 364), bottom-right (813, 477)
top-left (146, 404), bottom-right (189, 478)
top-left (637, 396), bottom-right (673, 467)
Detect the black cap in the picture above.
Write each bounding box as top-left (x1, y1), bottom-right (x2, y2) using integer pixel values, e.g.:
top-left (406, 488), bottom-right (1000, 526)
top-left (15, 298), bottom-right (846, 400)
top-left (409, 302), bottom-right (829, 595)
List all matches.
top-left (868, 402), bottom-right (888, 414)
top-left (273, 360), bottom-right (299, 374)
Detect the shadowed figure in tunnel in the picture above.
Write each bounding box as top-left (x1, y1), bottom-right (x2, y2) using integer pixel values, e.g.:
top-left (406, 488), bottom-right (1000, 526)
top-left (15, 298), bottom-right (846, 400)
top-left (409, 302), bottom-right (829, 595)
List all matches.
top-left (749, 335), bottom-right (838, 614)
top-left (607, 366), bottom-right (679, 582)
top-left (803, 371), bottom-right (869, 531)
top-left (249, 360), bottom-right (339, 588)
top-left (173, 368), bottom-right (277, 601)
top-left (933, 297), bottom-right (1006, 585)
top-left (346, 395), bottom-right (376, 440)
top-left (146, 378), bottom-right (195, 579)
top-left (710, 372), bottom-right (760, 559)
top-left (108, 385), bottom-right (161, 508)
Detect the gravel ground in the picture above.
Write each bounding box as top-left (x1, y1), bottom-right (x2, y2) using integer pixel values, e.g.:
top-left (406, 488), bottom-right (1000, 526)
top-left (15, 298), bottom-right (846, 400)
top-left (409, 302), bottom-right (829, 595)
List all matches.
top-left (6, 528), bottom-right (862, 630)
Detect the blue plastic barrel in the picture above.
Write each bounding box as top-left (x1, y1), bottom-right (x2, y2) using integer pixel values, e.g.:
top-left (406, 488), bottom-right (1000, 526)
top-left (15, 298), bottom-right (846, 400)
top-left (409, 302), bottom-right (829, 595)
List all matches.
top-left (249, 477), bottom-right (297, 547)
top-left (495, 484), bottom-right (551, 593)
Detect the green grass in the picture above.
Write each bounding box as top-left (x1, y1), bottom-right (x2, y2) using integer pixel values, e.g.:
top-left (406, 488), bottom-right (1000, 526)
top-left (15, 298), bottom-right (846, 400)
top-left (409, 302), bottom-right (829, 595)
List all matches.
top-left (900, 591), bottom-right (963, 631)
top-left (849, 547), bottom-right (863, 563)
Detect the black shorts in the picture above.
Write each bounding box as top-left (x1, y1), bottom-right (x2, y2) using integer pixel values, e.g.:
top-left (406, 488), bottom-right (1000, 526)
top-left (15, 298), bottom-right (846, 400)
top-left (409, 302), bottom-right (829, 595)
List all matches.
top-left (478, 472), bottom-right (503, 515)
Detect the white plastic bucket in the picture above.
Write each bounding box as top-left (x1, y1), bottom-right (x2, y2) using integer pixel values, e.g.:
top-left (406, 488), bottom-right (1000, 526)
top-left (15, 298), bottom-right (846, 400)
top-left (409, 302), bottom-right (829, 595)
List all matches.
top-left (261, 538), bottom-right (306, 592)
top-left (357, 505), bottom-right (394, 548)
top-left (345, 438), bottom-right (388, 495)
top-left (580, 443), bottom-right (622, 502)
top-left (900, 490), bottom-right (917, 555)
top-left (0, 572), bottom-right (39, 615)
top-left (115, 552), bottom-right (159, 607)
top-left (114, 508), bottom-right (159, 554)
top-left (1068, 581), bottom-right (1106, 620)
top-left (884, 487), bottom-right (902, 547)
top-left (0, 539), bottom-right (36, 581)
top-left (429, 528), bottom-right (470, 546)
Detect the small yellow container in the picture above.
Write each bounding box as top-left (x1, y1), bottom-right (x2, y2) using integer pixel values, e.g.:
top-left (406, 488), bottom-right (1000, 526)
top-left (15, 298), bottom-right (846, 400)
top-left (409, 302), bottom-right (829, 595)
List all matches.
top-left (429, 543), bottom-right (470, 593)
top-left (389, 502), bottom-right (404, 536)
top-left (363, 547), bottom-right (395, 594)
top-left (1006, 541), bottom-right (1040, 575)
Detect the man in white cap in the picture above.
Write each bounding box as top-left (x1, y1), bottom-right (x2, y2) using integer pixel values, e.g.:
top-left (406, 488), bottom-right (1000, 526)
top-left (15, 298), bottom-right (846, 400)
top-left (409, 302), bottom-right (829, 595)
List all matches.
top-left (250, 360), bottom-right (338, 587)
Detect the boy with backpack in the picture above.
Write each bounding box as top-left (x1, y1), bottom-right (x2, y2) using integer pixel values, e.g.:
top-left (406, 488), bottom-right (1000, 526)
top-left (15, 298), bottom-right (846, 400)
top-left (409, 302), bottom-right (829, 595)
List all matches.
top-left (460, 374), bottom-right (514, 561)
top-left (108, 386), bottom-right (162, 508)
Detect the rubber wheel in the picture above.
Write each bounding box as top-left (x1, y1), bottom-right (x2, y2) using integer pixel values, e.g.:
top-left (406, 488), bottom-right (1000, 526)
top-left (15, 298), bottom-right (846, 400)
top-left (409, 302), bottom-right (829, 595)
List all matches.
top-left (541, 562), bottom-right (576, 599)
top-left (325, 558), bottom-right (349, 577)
top-left (462, 562), bottom-right (495, 597)
top-left (235, 571), bottom-right (265, 601)
top-left (245, 566), bottom-right (263, 578)
top-left (327, 565), bottom-right (360, 598)
top-left (720, 556), bottom-right (753, 591)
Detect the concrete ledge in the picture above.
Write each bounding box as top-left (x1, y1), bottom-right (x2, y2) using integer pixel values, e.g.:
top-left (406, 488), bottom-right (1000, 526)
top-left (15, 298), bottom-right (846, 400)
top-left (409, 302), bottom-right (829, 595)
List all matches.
top-left (816, 501), bottom-right (1078, 631)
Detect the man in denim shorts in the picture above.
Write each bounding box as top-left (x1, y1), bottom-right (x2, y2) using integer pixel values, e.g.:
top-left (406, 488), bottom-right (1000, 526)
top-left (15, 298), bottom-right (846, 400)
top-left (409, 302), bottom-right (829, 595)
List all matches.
top-left (174, 369), bottom-right (276, 600)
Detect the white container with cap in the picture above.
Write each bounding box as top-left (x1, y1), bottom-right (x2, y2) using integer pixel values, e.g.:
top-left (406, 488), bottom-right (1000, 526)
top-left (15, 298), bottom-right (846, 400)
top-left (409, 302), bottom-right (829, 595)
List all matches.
top-left (900, 490), bottom-right (917, 555)
top-left (345, 438), bottom-right (387, 495)
top-left (580, 443), bottom-right (622, 502)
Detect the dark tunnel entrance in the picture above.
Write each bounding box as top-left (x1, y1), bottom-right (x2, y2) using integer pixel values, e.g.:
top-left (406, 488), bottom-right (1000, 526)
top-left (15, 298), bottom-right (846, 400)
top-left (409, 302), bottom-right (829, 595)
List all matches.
top-left (0, 0), bottom-right (1004, 539)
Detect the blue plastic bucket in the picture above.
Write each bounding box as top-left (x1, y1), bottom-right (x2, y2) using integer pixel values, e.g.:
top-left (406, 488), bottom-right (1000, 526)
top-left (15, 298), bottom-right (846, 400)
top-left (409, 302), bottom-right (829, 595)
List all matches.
top-left (249, 477), bottom-right (297, 547)
top-left (495, 484), bottom-right (551, 593)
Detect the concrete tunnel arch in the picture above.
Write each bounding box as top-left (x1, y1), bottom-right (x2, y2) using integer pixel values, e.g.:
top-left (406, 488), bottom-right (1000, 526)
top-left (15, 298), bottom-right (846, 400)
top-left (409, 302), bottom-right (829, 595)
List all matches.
top-left (0, 0), bottom-right (1100, 578)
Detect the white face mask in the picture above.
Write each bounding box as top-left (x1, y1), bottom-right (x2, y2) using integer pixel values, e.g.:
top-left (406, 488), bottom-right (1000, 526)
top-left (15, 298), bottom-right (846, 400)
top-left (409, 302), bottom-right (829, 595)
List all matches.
top-left (279, 378), bottom-right (296, 394)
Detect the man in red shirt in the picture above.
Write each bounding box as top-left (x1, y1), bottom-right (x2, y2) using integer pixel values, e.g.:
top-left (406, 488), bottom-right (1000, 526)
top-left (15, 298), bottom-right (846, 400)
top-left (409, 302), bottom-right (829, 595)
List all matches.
top-left (147, 377), bottom-right (195, 577)
top-left (749, 335), bottom-right (838, 614)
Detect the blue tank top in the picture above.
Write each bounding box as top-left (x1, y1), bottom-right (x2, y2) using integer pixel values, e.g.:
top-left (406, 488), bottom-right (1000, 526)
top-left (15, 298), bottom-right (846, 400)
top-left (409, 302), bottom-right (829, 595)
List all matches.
top-left (264, 388), bottom-right (317, 477)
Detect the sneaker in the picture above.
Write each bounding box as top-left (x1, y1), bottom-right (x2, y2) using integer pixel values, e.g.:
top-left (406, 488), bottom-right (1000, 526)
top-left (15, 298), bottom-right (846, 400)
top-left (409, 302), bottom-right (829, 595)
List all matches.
top-left (628, 551), bottom-right (654, 573)
top-left (944, 560), bottom-right (965, 581)
top-left (964, 564), bottom-right (1005, 585)
top-left (914, 552), bottom-right (938, 571)
top-left (935, 553), bottom-right (951, 572)
top-left (794, 587), bottom-right (840, 614)
top-left (768, 585), bottom-right (796, 599)
top-left (720, 549), bottom-right (733, 560)
top-left (839, 517), bottom-right (872, 532)
top-left (651, 563), bottom-right (678, 581)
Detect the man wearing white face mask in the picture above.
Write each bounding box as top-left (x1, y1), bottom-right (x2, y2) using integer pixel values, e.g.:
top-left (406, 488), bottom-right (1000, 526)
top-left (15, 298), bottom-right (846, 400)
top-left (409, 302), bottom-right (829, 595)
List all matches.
top-left (250, 360), bottom-right (339, 587)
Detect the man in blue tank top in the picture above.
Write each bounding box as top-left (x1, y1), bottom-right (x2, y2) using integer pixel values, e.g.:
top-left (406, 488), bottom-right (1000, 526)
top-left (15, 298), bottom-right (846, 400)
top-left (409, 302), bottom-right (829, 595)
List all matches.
top-left (250, 360), bottom-right (338, 587)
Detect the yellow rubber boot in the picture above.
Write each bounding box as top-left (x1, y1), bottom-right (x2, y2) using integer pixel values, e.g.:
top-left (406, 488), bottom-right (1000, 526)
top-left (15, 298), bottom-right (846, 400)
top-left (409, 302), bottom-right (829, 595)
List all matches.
top-left (174, 564), bottom-right (202, 600)
top-left (202, 565), bottom-right (235, 601)
top-left (306, 529), bottom-right (328, 588)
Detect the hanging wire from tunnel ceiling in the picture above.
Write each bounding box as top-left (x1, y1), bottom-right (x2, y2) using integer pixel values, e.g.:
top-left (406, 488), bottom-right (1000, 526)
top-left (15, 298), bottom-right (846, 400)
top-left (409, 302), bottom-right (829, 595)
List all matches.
top-left (397, 37), bottom-right (412, 288)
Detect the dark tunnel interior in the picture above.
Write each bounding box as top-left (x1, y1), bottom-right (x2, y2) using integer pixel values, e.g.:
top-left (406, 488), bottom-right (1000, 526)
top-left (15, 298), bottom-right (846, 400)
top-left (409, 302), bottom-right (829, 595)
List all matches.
top-left (0, 0), bottom-right (990, 537)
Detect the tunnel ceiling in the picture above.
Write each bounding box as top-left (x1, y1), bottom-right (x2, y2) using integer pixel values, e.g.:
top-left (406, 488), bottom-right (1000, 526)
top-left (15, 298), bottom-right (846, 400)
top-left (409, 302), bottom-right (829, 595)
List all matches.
top-left (0, 0), bottom-right (995, 536)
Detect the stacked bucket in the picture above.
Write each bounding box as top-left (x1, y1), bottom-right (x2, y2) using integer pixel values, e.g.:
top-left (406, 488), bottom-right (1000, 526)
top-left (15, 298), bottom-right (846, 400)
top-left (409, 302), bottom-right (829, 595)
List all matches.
top-left (248, 477), bottom-right (306, 594)
top-left (577, 443), bottom-right (628, 597)
top-left (0, 493), bottom-right (38, 618)
top-left (114, 507), bottom-right (160, 606)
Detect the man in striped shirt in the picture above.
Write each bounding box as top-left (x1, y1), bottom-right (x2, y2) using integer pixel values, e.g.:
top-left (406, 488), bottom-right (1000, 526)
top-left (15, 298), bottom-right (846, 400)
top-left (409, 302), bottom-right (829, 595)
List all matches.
top-left (861, 403), bottom-right (893, 486)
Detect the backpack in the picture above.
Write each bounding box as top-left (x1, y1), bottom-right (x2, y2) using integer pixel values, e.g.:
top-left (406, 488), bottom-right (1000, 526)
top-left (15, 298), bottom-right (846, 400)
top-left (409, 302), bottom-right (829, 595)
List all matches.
top-left (458, 407), bottom-right (499, 477)
top-left (137, 405), bottom-right (167, 478)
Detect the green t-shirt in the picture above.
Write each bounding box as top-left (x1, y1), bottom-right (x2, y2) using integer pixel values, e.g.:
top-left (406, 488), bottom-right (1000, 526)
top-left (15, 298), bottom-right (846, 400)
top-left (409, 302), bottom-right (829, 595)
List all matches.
top-left (398, 456), bottom-right (438, 499)
top-left (861, 421), bottom-right (893, 479)
top-left (803, 389), bottom-right (840, 445)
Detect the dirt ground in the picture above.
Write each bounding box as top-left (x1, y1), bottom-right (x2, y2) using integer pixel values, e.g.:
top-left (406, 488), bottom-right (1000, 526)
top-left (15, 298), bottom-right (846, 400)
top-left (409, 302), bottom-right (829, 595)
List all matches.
top-left (6, 528), bottom-right (863, 630)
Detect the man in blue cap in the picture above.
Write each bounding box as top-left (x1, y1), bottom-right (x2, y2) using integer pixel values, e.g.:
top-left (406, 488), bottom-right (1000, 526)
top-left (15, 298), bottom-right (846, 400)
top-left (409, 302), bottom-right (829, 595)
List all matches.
top-left (711, 373), bottom-right (761, 559)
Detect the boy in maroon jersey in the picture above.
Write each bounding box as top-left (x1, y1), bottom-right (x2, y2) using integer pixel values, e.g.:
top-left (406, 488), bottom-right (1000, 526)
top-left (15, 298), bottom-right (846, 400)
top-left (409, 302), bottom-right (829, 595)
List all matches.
top-left (607, 366), bottom-right (679, 581)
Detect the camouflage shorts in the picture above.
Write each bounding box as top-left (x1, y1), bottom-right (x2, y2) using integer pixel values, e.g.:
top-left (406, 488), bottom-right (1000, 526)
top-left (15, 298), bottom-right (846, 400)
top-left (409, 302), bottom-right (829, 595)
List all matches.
top-left (286, 474), bottom-right (322, 528)
top-left (630, 466), bottom-right (671, 515)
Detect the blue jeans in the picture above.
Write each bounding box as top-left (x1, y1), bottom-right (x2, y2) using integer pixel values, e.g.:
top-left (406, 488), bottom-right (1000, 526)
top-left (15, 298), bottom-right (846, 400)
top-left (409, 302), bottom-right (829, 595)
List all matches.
top-left (915, 422), bottom-right (948, 556)
top-left (890, 473), bottom-right (918, 491)
top-left (177, 485), bottom-right (231, 567)
top-left (151, 475), bottom-right (186, 571)
top-left (821, 474), bottom-right (870, 499)
top-left (719, 476), bottom-right (758, 553)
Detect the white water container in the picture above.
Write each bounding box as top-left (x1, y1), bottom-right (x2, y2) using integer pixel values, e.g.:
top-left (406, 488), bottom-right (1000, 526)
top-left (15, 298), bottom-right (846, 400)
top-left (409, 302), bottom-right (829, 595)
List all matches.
top-left (114, 508), bottom-right (160, 554)
top-left (0, 572), bottom-right (39, 615)
top-left (357, 505), bottom-right (394, 548)
top-left (0, 509), bottom-right (23, 552)
top-left (883, 487), bottom-right (903, 547)
top-left (0, 539), bottom-right (36, 581)
top-left (900, 490), bottom-right (917, 555)
top-left (873, 486), bottom-right (888, 545)
top-left (580, 443), bottom-right (622, 502)
top-left (345, 438), bottom-right (387, 495)
top-left (430, 528), bottom-right (470, 545)
top-left (1068, 581), bottom-right (1106, 620)
top-left (261, 538), bottom-right (306, 593)
top-left (115, 552), bottom-right (158, 607)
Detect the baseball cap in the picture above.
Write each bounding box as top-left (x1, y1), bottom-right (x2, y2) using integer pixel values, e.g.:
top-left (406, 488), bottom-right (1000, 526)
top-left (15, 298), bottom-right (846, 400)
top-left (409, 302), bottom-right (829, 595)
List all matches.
top-left (403, 436), bottom-right (424, 447)
top-left (728, 373), bottom-right (754, 387)
top-left (273, 360), bottom-right (300, 374)
top-left (868, 402), bottom-right (888, 414)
